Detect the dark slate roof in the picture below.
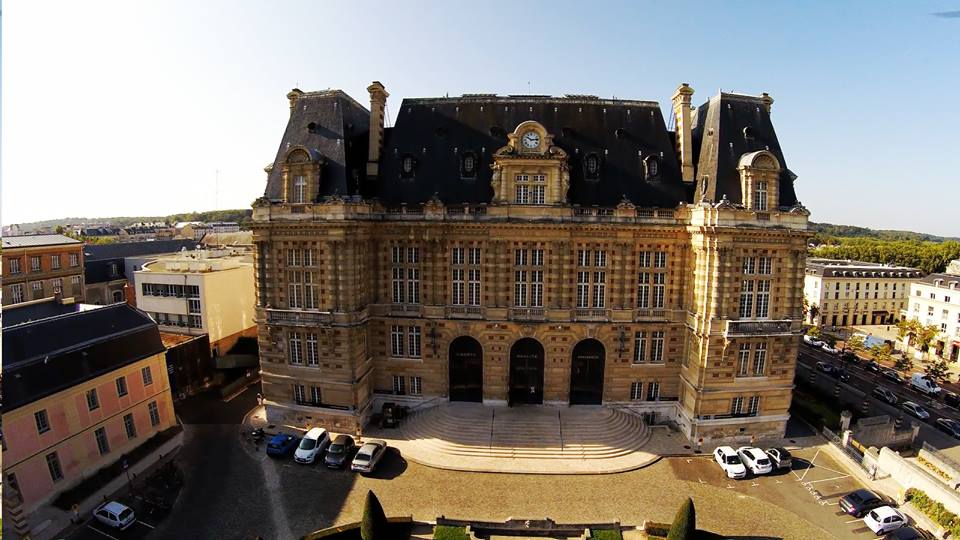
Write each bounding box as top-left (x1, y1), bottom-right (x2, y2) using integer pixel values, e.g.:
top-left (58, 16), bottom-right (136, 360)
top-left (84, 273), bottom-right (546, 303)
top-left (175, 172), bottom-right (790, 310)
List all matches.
top-left (2, 299), bottom-right (84, 327)
top-left (84, 239), bottom-right (199, 284)
top-left (2, 304), bottom-right (165, 411)
top-left (263, 90), bottom-right (370, 200)
top-left (805, 258), bottom-right (922, 278)
top-left (2, 234), bottom-right (81, 249)
top-left (919, 273), bottom-right (960, 287)
top-left (372, 96), bottom-right (691, 208)
top-left (691, 93), bottom-right (798, 208)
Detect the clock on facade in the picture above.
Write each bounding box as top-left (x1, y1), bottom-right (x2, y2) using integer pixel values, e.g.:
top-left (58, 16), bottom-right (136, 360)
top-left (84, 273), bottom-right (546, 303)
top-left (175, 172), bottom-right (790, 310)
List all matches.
top-left (521, 131), bottom-right (540, 149)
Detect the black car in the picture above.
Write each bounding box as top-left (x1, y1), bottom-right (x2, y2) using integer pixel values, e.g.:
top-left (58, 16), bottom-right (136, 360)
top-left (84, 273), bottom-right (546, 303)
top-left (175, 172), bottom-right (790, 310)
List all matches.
top-left (816, 362), bottom-right (836, 374)
top-left (936, 418), bottom-right (960, 439)
top-left (323, 435), bottom-right (356, 469)
top-left (839, 488), bottom-right (887, 517)
top-left (765, 447), bottom-right (792, 470)
top-left (842, 351), bottom-right (861, 364)
top-left (830, 368), bottom-right (852, 382)
top-left (882, 370), bottom-right (904, 384)
top-left (944, 391), bottom-right (960, 408)
top-left (872, 386), bottom-right (898, 405)
top-left (883, 526), bottom-right (933, 540)
top-left (865, 361), bottom-right (882, 373)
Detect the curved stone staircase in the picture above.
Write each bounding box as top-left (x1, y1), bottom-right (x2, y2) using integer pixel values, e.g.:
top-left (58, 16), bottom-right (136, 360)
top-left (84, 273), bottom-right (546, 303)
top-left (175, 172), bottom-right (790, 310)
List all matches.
top-left (369, 402), bottom-right (657, 474)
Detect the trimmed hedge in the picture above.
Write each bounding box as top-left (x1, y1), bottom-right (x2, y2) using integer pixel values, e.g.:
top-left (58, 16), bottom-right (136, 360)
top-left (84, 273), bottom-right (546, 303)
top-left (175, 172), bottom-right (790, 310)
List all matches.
top-left (433, 525), bottom-right (470, 540)
top-left (589, 529), bottom-right (623, 540)
top-left (667, 498), bottom-right (696, 540)
top-left (905, 488), bottom-right (960, 536)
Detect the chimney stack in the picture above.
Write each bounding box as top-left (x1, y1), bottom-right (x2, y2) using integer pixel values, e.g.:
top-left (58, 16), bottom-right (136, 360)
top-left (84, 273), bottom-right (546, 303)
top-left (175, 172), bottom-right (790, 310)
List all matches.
top-left (366, 81), bottom-right (389, 178)
top-left (760, 92), bottom-right (774, 114)
top-left (286, 89), bottom-right (304, 115)
top-left (671, 83), bottom-right (695, 183)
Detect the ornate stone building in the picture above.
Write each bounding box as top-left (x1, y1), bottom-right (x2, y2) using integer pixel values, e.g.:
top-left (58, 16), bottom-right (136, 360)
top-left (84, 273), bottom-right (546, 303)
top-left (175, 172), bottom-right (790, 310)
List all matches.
top-left (251, 82), bottom-right (810, 442)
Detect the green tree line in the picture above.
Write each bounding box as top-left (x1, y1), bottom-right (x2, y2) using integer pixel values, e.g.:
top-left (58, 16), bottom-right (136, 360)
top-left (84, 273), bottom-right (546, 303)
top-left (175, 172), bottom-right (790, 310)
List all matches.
top-left (810, 238), bottom-right (960, 274)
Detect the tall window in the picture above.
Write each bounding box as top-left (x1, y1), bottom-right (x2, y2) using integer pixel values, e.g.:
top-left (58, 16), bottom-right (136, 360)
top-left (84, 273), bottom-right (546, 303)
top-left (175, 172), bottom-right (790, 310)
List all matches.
top-left (141, 366), bottom-right (153, 386)
top-left (148, 401), bottom-right (161, 426)
top-left (51, 254), bottom-right (61, 270)
top-left (293, 384), bottom-right (306, 403)
top-left (650, 331), bottom-right (665, 363)
top-left (633, 331), bottom-right (647, 363)
top-left (748, 395), bottom-right (760, 415)
top-left (288, 271), bottom-right (303, 308)
top-left (9, 258), bottom-right (21, 274)
top-left (95, 427), bottom-right (110, 455)
top-left (306, 333), bottom-right (319, 366)
top-left (754, 181), bottom-right (768, 211)
top-left (289, 332), bottom-right (303, 365)
top-left (753, 342), bottom-right (767, 375)
top-left (452, 248), bottom-right (465, 305)
top-left (69, 253), bottom-right (79, 267)
top-left (116, 376), bottom-right (128, 397)
top-left (652, 273), bottom-right (665, 308)
top-left (645, 380), bottom-right (660, 401)
top-left (393, 375), bottom-right (406, 395)
top-left (391, 325), bottom-right (404, 357)
top-left (87, 388), bottom-right (100, 411)
top-left (740, 256), bottom-right (772, 319)
top-left (452, 247), bottom-right (481, 306)
top-left (737, 344), bottom-right (751, 376)
top-left (10, 284), bottom-right (24, 304)
top-left (310, 386), bottom-right (322, 404)
top-left (35, 409), bottom-right (50, 434)
top-left (123, 413), bottom-right (137, 439)
top-left (577, 249), bottom-right (606, 308)
top-left (32, 281), bottom-right (44, 300)
top-left (408, 326), bottom-right (422, 358)
top-left (70, 276), bottom-right (81, 295)
top-left (638, 251), bottom-right (667, 308)
top-left (731, 396), bottom-right (744, 416)
top-left (514, 248), bottom-right (543, 307)
top-left (293, 175), bottom-right (307, 203)
top-left (410, 376), bottom-right (422, 396)
top-left (630, 381), bottom-right (643, 400)
top-left (31, 256), bottom-right (41, 272)
top-left (637, 272), bottom-right (650, 308)
top-left (391, 246), bottom-right (420, 304)
top-left (46, 452), bottom-right (64, 482)
top-left (468, 248), bottom-right (482, 306)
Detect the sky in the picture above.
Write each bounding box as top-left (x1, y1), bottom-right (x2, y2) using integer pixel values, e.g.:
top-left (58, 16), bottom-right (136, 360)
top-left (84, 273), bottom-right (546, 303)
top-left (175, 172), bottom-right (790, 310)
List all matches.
top-left (2, 1), bottom-right (959, 236)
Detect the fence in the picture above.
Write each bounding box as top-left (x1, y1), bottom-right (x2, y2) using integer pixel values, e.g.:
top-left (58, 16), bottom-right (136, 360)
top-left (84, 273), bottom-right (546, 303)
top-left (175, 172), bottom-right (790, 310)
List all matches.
top-left (823, 426), bottom-right (887, 479)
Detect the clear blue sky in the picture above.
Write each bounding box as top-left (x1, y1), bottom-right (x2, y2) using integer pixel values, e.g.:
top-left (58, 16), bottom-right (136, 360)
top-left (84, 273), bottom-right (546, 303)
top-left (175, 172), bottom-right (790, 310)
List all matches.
top-left (3, 1), bottom-right (958, 236)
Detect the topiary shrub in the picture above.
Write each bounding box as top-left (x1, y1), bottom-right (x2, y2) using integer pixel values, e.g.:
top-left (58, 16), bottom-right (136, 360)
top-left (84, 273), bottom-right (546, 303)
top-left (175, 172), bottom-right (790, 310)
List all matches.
top-left (360, 490), bottom-right (389, 540)
top-left (667, 498), bottom-right (696, 540)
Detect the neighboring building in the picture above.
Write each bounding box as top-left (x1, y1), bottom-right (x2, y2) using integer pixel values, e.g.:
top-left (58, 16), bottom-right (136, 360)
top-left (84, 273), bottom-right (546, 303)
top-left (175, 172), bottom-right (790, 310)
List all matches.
top-left (902, 272), bottom-right (960, 361)
top-left (208, 221), bottom-right (241, 234)
top-left (84, 239), bottom-right (199, 305)
top-left (803, 259), bottom-right (922, 328)
top-left (1, 303), bottom-right (177, 530)
top-left (134, 249), bottom-right (257, 355)
top-left (251, 82), bottom-right (810, 442)
top-left (160, 332), bottom-right (214, 397)
top-left (119, 223), bottom-right (175, 242)
top-left (947, 259), bottom-right (960, 276)
top-left (200, 230), bottom-right (253, 249)
top-left (2, 234), bottom-right (85, 306)
top-left (174, 222), bottom-right (213, 241)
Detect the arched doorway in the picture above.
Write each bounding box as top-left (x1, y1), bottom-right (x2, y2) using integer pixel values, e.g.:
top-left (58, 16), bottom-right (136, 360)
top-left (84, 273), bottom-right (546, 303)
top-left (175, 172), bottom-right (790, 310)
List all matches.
top-left (509, 338), bottom-right (544, 405)
top-left (569, 339), bottom-right (605, 405)
top-left (449, 336), bottom-right (483, 402)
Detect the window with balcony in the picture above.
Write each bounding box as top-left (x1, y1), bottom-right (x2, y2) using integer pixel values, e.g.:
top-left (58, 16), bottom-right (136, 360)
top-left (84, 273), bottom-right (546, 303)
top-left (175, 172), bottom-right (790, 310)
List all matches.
top-left (514, 248), bottom-right (544, 308)
top-left (391, 245), bottom-right (420, 304)
top-left (576, 249), bottom-right (606, 308)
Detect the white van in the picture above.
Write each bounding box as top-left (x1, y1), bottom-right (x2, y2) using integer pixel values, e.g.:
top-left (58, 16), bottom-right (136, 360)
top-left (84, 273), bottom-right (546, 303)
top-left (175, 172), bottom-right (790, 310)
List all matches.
top-left (294, 427), bottom-right (331, 464)
top-left (910, 373), bottom-right (941, 395)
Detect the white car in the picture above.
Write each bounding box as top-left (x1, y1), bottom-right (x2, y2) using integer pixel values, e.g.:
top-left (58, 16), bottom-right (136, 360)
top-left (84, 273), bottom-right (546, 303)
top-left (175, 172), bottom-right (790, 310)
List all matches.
top-left (863, 505), bottom-right (906, 534)
top-left (737, 446), bottom-right (773, 475)
top-left (821, 343), bottom-right (840, 355)
top-left (294, 427), bottom-right (331, 464)
top-left (351, 440), bottom-right (388, 473)
top-left (902, 401), bottom-right (930, 420)
top-left (93, 501), bottom-right (136, 530)
top-left (803, 335), bottom-right (825, 347)
top-left (713, 446), bottom-right (746, 479)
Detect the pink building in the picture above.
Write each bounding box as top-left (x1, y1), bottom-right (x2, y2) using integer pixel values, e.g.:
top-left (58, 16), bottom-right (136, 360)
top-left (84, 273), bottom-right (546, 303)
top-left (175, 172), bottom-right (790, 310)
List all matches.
top-left (1, 303), bottom-right (177, 535)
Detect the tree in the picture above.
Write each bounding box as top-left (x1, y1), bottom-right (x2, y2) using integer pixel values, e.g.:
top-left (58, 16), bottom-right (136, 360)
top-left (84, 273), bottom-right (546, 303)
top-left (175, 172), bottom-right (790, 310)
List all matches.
top-left (925, 359), bottom-right (951, 384)
top-left (55, 225), bottom-right (65, 234)
top-left (847, 334), bottom-right (866, 355)
top-left (808, 303), bottom-right (821, 325)
top-left (917, 324), bottom-right (942, 360)
top-left (893, 351), bottom-right (913, 373)
top-left (667, 498), bottom-right (696, 540)
top-left (806, 326), bottom-right (822, 339)
top-left (360, 490), bottom-right (389, 540)
top-left (870, 344), bottom-right (894, 368)
top-left (896, 319), bottom-right (916, 346)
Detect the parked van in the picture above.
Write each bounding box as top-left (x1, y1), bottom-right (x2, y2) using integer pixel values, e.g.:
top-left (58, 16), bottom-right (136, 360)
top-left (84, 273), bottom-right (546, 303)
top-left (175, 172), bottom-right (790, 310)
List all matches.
top-left (294, 427), bottom-right (331, 464)
top-left (910, 373), bottom-right (941, 396)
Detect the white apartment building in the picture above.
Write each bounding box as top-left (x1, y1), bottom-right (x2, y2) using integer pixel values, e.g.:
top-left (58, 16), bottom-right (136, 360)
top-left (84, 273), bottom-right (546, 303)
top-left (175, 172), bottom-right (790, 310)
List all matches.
top-left (902, 270), bottom-right (960, 362)
top-left (134, 249), bottom-right (256, 355)
top-left (803, 258), bottom-right (922, 328)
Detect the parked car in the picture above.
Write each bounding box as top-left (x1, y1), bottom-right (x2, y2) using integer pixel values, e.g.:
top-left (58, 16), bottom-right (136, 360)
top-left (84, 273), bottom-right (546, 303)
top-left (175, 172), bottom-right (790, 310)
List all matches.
top-left (883, 526), bottom-right (934, 539)
top-left (816, 361), bottom-right (836, 374)
top-left (944, 391), bottom-right (960, 408)
top-left (351, 439), bottom-right (388, 473)
top-left (324, 435), bottom-right (356, 469)
top-left (713, 446), bottom-right (747, 479)
top-left (93, 501), bottom-right (136, 530)
top-left (804, 335), bottom-right (825, 347)
top-left (765, 447), bottom-right (793, 470)
top-left (872, 387), bottom-right (898, 405)
top-left (822, 342), bottom-right (841, 355)
top-left (842, 350), bottom-right (861, 364)
top-left (883, 370), bottom-right (905, 384)
top-left (909, 373), bottom-right (941, 396)
top-left (865, 361), bottom-right (882, 373)
top-left (737, 446), bottom-right (773, 475)
top-left (902, 401), bottom-right (930, 420)
top-left (839, 488), bottom-right (887, 517)
top-left (864, 506), bottom-right (907, 535)
top-left (830, 367), bottom-right (852, 382)
top-left (266, 433), bottom-right (300, 458)
top-left (294, 427), bottom-right (331, 464)
top-left (935, 418), bottom-right (960, 439)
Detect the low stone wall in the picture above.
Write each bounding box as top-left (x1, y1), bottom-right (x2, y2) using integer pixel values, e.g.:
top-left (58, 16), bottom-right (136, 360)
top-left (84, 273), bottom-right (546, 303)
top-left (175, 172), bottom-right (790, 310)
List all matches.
top-left (878, 447), bottom-right (960, 514)
top-left (917, 446), bottom-right (960, 489)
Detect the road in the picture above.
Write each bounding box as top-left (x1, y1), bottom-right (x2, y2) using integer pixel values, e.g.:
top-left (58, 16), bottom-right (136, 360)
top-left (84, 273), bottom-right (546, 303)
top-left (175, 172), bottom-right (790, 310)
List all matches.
top-left (797, 342), bottom-right (960, 460)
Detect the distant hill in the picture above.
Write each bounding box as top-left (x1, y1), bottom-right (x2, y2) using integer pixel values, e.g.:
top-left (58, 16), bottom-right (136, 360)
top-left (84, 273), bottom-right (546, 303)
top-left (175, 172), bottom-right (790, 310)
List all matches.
top-left (11, 209), bottom-right (253, 233)
top-left (810, 222), bottom-right (959, 243)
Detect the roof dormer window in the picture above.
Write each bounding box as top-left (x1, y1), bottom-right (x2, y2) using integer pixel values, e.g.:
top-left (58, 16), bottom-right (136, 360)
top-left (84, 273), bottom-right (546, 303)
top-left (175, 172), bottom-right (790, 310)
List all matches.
top-left (461, 152), bottom-right (477, 178)
top-left (644, 156), bottom-right (660, 180)
top-left (401, 154), bottom-right (416, 179)
top-left (584, 153), bottom-right (600, 181)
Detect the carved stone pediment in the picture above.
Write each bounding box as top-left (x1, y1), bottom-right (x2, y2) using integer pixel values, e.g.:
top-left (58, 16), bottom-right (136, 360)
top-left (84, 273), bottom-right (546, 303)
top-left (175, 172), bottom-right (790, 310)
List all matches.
top-left (490, 121), bottom-right (570, 205)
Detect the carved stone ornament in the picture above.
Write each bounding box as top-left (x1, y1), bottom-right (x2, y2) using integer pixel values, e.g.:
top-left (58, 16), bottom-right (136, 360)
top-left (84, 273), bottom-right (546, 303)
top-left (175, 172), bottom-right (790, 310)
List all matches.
top-left (788, 201), bottom-right (810, 215)
top-left (616, 194), bottom-right (635, 210)
top-left (714, 194), bottom-right (737, 209)
top-left (252, 196), bottom-right (272, 208)
top-left (425, 192), bottom-right (444, 209)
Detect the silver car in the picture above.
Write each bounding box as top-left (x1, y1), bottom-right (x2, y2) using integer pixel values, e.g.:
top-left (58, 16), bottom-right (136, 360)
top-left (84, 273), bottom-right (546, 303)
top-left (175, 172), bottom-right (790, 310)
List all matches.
top-left (351, 439), bottom-right (387, 473)
top-left (902, 401), bottom-right (930, 420)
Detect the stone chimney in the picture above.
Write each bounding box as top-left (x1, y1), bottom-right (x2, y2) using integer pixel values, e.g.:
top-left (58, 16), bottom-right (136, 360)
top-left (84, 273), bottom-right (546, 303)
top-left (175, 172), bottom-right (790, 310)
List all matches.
top-left (366, 81), bottom-right (389, 178)
top-left (286, 88), bottom-right (304, 114)
top-left (760, 92), bottom-right (774, 114)
top-left (671, 83), bottom-right (695, 183)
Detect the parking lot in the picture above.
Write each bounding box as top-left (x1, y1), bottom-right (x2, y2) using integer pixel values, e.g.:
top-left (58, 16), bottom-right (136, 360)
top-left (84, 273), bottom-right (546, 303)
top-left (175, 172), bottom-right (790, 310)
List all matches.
top-left (670, 446), bottom-right (902, 539)
top-left (66, 507), bottom-right (160, 540)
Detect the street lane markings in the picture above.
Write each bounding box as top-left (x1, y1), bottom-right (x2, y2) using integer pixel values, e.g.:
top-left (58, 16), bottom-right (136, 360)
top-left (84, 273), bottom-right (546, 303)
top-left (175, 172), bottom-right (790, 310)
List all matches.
top-left (796, 449), bottom-right (819, 481)
top-left (85, 526), bottom-right (119, 540)
top-left (803, 474), bottom-right (850, 485)
top-left (138, 520), bottom-right (156, 529)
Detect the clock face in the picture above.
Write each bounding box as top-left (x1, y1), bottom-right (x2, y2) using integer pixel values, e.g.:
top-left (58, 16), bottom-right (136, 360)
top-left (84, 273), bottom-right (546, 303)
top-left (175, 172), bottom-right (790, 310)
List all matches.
top-left (521, 131), bottom-right (541, 149)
